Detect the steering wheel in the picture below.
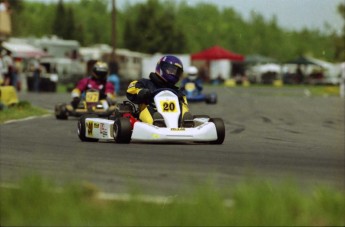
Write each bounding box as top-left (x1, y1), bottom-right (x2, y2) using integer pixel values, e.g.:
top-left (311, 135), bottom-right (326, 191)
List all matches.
top-left (151, 88), bottom-right (179, 97)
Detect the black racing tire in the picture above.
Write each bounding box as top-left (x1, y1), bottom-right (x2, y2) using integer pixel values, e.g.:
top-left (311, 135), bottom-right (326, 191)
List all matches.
top-left (77, 114), bottom-right (99, 142)
top-left (193, 114), bottom-right (210, 119)
top-left (209, 118), bottom-right (225, 144)
top-left (55, 104), bottom-right (68, 120)
top-left (205, 95), bottom-right (212, 104)
top-left (113, 117), bottom-right (132, 144)
top-left (205, 94), bottom-right (217, 104)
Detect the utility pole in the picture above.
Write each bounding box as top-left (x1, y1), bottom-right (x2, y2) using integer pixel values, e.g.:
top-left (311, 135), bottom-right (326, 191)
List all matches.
top-left (111, 0), bottom-right (116, 60)
top-left (110, 0), bottom-right (118, 74)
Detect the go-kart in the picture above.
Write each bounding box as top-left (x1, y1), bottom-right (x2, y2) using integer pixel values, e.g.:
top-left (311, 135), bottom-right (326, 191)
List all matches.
top-left (77, 88), bottom-right (225, 144)
top-left (183, 82), bottom-right (217, 104)
top-left (55, 89), bottom-right (116, 120)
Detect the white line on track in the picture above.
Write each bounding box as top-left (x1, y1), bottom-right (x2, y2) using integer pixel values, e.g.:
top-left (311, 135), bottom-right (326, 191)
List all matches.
top-left (3, 114), bottom-right (52, 124)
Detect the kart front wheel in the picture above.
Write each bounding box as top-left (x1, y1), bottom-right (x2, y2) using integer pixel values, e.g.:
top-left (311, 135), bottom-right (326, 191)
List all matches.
top-left (209, 118), bottom-right (225, 144)
top-left (205, 93), bottom-right (217, 104)
top-left (78, 114), bottom-right (99, 142)
top-left (113, 117), bottom-right (132, 144)
top-left (55, 104), bottom-right (68, 120)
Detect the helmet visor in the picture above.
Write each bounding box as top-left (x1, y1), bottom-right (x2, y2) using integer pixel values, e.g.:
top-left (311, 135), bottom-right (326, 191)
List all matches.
top-left (161, 62), bottom-right (182, 78)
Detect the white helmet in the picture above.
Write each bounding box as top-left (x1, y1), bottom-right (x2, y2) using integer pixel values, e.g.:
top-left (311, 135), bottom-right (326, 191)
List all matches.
top-left (187, 66), bottom-right (198, 80)
top-left (187, 66), bottom-right (198, 75)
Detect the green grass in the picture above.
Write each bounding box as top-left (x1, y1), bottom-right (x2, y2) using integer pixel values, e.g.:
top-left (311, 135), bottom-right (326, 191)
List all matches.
top-left (57, 83), bottom-right (74, 93)
top-left (1, 176), bottom-right (344, 226)
top-left (306, 85), bottom-right (340, 96)
top-left (0, 101), bottom-right (49, 123)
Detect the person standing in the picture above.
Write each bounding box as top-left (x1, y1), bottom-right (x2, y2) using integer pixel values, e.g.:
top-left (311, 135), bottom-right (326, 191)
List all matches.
top-left (107, 60), bottom-right (120, 96)
top-left (107, 72), bottom-right (120, 96)
top-left (340, 62), bottom-right (345, 98)
top-left (0, 54), bottom-right (5, 85)
top-left (31, 56), bottom-right (41, 92)
top-left (2, 50), bottom-right (13, 86)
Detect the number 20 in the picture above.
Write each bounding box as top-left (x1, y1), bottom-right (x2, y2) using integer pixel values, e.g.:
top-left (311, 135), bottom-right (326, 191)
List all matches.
top-left (163, 102), bottom-right (175, 112)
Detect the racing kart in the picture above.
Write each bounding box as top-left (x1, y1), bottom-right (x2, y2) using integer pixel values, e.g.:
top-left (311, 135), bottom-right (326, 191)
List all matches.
top-left (183, 82), bottom-right (217, 104)
top-left (77, 88), bottom-right (225, 144)
top-left (55, 89), bottom-right (116, 120)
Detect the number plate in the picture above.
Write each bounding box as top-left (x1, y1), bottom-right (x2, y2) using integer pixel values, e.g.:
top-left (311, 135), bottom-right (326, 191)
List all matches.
top-left (160, 101), bottom-right (178, 112)
top-left (185, 82), bottom-right (196, 91)
top-left (85, 92), bottom-right (99, 102)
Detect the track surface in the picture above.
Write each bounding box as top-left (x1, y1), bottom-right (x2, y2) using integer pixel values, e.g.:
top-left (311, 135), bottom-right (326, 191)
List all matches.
top-left (1, 87), bottom-right (344, 195)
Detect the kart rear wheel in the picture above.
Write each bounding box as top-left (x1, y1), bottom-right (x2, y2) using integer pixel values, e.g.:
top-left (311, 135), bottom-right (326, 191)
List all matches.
top-left (113, 117), bottom-right (132, 144)
top-left (193, 114), bottom-right (210, 119)
top-left (209, 118), bottom-right (225, 144)
top-left (55, 104), bottom-right (68, 120)
top-left (78, 114), bottom-right (99, 142)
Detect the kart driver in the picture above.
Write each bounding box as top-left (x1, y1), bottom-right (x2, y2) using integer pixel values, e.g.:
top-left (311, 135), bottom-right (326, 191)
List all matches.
top-left (180, 66), bottom-right (203, 94)
top-left (126, 55), bottom-right (193, 127)
top-left (71, 61), bottom-right (115, 109)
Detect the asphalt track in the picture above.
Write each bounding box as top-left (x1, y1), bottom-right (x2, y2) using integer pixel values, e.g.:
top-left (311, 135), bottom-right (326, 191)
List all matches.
top-left (0, 86), bottom-right (344, 196)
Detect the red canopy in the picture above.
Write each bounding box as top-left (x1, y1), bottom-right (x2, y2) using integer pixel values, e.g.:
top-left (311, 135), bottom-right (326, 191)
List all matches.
top-left (191, 45), bottom-right (244, 61)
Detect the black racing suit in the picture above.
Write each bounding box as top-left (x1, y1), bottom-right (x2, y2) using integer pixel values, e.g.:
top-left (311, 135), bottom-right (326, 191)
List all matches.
top-left (126, 72), bottom-right (189, 124)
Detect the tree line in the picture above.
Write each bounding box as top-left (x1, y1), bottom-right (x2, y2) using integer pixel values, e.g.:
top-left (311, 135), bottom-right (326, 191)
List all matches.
top-left (9, 0), bottom-right (345, 62)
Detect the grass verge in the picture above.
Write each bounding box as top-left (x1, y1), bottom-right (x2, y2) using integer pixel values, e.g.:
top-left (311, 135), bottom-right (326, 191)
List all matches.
top-left (0, 101), bottom-right (49, 123)
top-left (251, 84), bottom-right (340, 96)
top-left (1, 176), bottom-right (344, 226)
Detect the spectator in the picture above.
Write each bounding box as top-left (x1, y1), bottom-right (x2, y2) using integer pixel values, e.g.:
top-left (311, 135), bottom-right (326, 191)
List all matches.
top-left (295, 65), bottom-right (304, 84)
top-left (31, 56), bottom-right (41, 92)
top-left (107, 72), bottom-right (120, 96)
top-left (0, 0), bottom-right (9, 12)
top-left (2, 50), bottom-right (13, 86)
top-left (340, 62), bottom-right (345, 98)
top-left (107, 60), bottom-right (120, 96)
top-left (0, 54), bottom-right (5, 85)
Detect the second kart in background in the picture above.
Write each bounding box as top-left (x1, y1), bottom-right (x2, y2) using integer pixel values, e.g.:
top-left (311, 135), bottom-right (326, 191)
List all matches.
top-left (180, 66), bottom-right (217, 104)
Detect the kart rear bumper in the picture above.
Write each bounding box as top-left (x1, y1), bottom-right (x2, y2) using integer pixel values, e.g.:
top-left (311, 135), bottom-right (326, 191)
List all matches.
top-left (67, 105), bottom-right (116, 117)
top-left (131, 122), bottom-right (218, 142)
top-left (186, 93), bottom-right (206, 102)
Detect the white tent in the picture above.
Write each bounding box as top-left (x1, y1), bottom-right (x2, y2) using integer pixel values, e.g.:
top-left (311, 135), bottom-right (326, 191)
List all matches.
top-left (254, 63), bottom-right (281, 73)
top-left (307, 57), bottom-right (341, 85)
top-left (210, 60), bottom-right (231, 80)
top-left (2, 42), bottom-right (48, 58)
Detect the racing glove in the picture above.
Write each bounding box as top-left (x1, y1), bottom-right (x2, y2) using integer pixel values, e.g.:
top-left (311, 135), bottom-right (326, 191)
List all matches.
top-left (106, 94), bottom-right (116, 105)
top-left (71, 97), bottom-right (80, 109)
top-left (137, 89), bottom-right (152, 104)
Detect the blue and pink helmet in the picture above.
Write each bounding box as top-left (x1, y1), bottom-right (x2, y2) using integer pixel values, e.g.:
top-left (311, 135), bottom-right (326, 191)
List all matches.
top-left (155, 55), bottom-right (183, 86)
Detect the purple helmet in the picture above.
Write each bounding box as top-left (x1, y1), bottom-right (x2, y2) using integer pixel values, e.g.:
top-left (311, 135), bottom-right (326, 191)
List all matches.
top-left (155, 55), bottom-right (183, 85)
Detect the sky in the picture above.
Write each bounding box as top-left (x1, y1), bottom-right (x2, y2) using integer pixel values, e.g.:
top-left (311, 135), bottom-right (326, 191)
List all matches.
top-left (32, 0), bottom-right (344, 34)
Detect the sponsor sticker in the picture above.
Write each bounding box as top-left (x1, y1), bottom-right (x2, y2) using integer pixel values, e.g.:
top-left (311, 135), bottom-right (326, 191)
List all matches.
top-left (151, 134), bottom-right (160, 139)
top-left (100, 123), bottom-right (108, 137)
top-left (87, 121), bottom-right (93, 136)
top-left (170, 128), bottom-right (186, 131)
